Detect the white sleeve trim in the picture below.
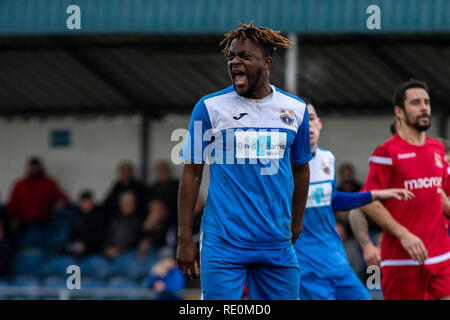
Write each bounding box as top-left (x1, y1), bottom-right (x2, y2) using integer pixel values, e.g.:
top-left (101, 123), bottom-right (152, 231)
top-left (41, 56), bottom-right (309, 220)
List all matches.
top-left (369, 156), bottom-right (393, 165)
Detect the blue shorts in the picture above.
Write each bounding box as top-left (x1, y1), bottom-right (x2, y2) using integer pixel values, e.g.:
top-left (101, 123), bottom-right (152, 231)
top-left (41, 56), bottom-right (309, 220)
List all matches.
top-left (299, 267), bottom-right (371, 300)
top-left (200, 232), bottom-right (299, 300)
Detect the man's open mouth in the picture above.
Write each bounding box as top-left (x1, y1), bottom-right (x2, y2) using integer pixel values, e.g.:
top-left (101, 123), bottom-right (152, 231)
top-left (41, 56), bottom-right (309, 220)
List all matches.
top-left (232, 70), bottom-right (247, 86)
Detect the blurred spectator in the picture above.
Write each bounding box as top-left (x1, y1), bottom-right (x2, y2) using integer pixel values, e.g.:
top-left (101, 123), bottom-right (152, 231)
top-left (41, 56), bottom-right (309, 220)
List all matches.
top-left (148, 161), bottom-right (179, 230)
top-left (6, 157), bottom-right (68, 231)
top-left (146, 248), bottom-right (185, 300)
top-left (64, 190), bottom-right (106, 257)
top-left (337, 163), bottom-right (362, 193)
top-left (336, 222), bottom-right (365, 281)
top-left (103, 191), bottom-right (141, 259)
top-left (104, 161), bottom-right (147, 219)
top-left (336, 162), bottom-right (363, 226)
top-left (138, 199), bottom-right (170, 258)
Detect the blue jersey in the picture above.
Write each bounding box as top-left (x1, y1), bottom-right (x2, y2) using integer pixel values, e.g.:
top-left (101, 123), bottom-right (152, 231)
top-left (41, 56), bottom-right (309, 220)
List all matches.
top-left (182, 85), bottom-right (311, 249)
top-left (295, 147), bottom-right (372, 277)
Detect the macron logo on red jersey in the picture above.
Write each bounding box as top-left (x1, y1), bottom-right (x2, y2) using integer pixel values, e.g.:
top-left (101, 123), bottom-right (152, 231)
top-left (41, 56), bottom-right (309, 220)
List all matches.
top-left (404, 176), bottom-right (442, 191)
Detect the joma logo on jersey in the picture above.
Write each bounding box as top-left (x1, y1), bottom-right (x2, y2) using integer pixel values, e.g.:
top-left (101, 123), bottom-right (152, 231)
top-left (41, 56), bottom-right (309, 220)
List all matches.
top-left (404, 176), bottom-right (442, 190)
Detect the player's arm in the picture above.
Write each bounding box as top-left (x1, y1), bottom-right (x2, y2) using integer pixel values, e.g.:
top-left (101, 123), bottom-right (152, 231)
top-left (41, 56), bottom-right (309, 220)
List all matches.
top-left (290, 106), bottom-right (312, 245)
top-left (177, 163), bottom-right (203, 280)
top-left (176, 97), bottom-right (211, 280)
top-left (442, 191), bottom-right (450, 219)
top-left (349, 208), bottom-right (381, 266)
top-left (362, 201), bottom-right (427, 264)
top-left (291, 163), bottom-right (310, 245)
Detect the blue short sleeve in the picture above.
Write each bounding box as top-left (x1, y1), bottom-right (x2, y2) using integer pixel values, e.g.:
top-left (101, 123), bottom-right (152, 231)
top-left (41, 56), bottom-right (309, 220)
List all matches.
top-left (290, 107), bottom-right (312, 165)
top-left (181, 98), bottom-right (213, 164)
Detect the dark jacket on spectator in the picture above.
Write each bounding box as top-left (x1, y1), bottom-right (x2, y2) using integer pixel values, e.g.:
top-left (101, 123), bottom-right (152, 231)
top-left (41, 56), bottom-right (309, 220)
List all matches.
top-left (103, 214), bottom-right (141, 252)
top-left (65, 205), bottom-right (106, 255)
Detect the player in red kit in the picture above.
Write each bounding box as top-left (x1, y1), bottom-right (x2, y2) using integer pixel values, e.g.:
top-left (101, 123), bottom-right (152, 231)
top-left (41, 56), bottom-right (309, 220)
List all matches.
top-left (361, 79), bottom-right (450, 300)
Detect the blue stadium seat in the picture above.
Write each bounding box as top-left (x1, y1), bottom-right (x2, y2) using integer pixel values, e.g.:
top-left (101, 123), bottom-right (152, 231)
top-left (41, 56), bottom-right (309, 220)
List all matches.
top-left (8, 275), bottom-right (41, 299)
top-left (11, 248), bottom-right (44, 277)
top-left (42, 276), bottom-right (67, 288)
top-left (79, 255), bottom-right (110, 280)
top-left (43, 255), bottom-right (77, 277)
top-left (76, 277), bottom-right (105, 299)
top-left (107, 276), bottom-right (137, 288)
top-left (110, 253), bottom-right (139, 279)
top-left (9, 275), bottom-right (40, 287)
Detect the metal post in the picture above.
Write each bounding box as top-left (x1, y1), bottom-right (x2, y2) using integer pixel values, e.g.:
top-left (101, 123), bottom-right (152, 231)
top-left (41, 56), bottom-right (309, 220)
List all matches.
top-left (285, 33), bottom-right (298, 95)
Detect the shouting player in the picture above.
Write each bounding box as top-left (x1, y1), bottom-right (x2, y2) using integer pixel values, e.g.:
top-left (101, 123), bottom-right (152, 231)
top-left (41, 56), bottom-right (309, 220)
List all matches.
top-left (360, 79), bottom-right (450, 300)
top-left (177, 22), bottom-right (311, 300)
top-left (295, 100), bottom-right (414, 300)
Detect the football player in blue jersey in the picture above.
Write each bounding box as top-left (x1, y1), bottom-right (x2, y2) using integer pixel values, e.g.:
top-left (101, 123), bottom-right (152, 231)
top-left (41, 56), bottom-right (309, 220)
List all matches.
top-left (295, 100), bottom-right (414, 300)
top-left (177, 22), bottom-right (311, 300)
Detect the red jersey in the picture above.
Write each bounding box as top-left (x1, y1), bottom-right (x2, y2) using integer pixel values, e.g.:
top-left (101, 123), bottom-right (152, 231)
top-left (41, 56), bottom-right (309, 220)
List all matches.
top-left (362, 134), bottom-right (450, 265)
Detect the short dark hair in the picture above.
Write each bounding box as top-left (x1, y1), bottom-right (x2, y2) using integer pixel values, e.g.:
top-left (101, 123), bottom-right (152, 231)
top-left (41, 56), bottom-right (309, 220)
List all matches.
top-left (28, 157), bottom-right (42, 166)
top-left (79, 190), bottom-right (93, 200)
top-left (301, 96), bottom-right (312, 106)
top-left (393, 79), bottom-right (429, 109)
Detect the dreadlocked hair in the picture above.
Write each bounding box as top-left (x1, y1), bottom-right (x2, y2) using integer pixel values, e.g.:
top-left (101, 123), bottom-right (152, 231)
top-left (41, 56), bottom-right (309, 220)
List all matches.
top-left (219, 21), bottom-right (294, 57)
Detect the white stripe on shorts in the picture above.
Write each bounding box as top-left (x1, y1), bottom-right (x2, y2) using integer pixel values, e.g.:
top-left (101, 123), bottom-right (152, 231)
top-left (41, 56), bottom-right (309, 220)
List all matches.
top-left (380, 251), bottom-right (450, 267)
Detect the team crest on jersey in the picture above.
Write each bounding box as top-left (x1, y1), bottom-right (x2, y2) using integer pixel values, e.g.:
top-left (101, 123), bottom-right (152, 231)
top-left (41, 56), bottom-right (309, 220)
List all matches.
top-left (322, 162), bottom-right (331, 175)
top-left (435, 153), bottom-right (443, 168)
top-left (280, 109), bottom-right (294, 125)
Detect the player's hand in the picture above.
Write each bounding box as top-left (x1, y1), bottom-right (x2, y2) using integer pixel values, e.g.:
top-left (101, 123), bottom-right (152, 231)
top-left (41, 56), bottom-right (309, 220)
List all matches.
top-left (290, 223), bottom-right (303, 245)
top-left (362, 242), bottom-right (381, 266)
top-left (176, 237), bottom-right (200, 280)
top-left (371, 189), bottom-right (415, 202)
top-left (398, 231), bottom-right (428, 265)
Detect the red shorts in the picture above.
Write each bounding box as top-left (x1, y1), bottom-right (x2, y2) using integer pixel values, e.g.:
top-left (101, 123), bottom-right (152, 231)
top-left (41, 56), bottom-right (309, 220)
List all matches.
top-left (381, 259), bottom-right (450, 300)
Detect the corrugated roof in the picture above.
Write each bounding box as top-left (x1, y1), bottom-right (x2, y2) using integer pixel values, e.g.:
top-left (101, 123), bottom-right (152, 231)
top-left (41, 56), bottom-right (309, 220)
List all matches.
top-left (0, 34), bottom-right (449, 118)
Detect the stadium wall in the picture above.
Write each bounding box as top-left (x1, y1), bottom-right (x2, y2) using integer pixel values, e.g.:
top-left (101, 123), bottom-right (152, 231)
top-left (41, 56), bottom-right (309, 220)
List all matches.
top-left (0, 118), bottom-right (141, 203)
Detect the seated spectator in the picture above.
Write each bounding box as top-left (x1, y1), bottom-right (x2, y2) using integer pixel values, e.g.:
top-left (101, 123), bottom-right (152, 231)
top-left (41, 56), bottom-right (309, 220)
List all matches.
top-left (146, 248), bottom-right (185, 300)
top-left (6, 157), bottom-right (69, 231)
top-left (64, 191), bottom-right (106, 257)
top-left (336, 162), bottom-right (363, 227)
top-left (336, 222), bottom-right (365, 281)
top-left (337, 163), bottom-right (362, 193)
top-left (103, 161), bottom-right (147, 219)
top-left (103, 191), bottom-right (141, 259)
top-left (138, 200), bottom-right (170, 259)
top-left (147, 161), bottom-right (179, 230)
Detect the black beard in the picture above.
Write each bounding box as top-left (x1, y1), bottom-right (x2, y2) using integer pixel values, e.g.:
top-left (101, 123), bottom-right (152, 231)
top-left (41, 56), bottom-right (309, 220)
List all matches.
top-left (238, 68), bottom-right (264, 98)
top-left (406, 114), bottom-right (431, 132)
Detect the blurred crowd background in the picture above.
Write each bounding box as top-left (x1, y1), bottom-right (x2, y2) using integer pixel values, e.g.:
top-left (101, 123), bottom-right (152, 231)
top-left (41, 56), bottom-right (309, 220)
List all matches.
top-left (0, 0), bottom-right (449, 299)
